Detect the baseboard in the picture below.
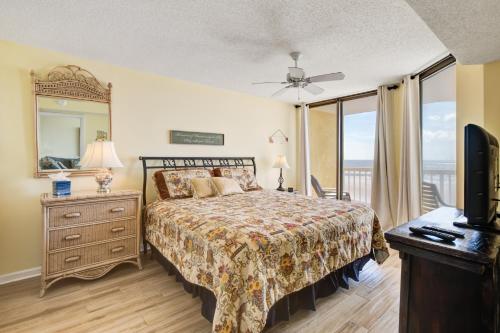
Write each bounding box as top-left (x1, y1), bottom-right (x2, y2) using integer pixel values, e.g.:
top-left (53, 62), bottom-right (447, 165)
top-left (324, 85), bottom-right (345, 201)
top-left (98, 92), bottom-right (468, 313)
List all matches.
top-left (0, 244), bottom-right (150, 286)
top-left (0, 266), bottom-right (41, 285)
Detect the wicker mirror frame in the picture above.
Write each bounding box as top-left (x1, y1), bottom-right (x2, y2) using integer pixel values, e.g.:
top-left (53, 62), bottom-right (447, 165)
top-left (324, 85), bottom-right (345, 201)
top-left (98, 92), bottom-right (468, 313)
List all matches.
top-left (32, 65), bottom-right (112, 177)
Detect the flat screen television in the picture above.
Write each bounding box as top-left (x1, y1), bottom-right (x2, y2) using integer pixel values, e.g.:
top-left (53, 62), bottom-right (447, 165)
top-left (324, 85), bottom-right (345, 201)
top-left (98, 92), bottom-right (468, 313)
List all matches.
top-left (464, 124), bottom-right (499, 225)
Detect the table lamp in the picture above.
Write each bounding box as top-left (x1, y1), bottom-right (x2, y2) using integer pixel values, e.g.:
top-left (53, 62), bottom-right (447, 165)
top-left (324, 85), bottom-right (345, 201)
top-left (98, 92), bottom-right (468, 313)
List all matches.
top-left (272, 154), bottom-right (290, 191)
top-left (80, 140), bottom-right (123, 193)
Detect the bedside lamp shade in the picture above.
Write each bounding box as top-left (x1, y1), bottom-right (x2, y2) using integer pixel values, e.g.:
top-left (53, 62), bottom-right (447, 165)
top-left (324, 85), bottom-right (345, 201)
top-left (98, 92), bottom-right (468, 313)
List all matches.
top-left (80, 141), bottom-right (123, 193)
top-left (80, 141), bottom-right (123, 169)
top-left (272, 155), bottom-right (290, 169)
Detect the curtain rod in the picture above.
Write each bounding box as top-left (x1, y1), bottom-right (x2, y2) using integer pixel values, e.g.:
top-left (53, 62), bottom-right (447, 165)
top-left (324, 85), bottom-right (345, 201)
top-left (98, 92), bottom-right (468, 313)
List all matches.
top-left (410, 54), bottom-right (456, 80)
top-left (301, 54), bottom-right (455, 108)
top-left (306, 89), bottom-right (377, 108)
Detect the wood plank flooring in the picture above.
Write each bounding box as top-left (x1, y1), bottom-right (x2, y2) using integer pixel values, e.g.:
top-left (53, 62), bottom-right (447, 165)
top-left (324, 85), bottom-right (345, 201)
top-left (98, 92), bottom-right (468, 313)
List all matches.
top-left (0, 251), bottom-right (400, 333)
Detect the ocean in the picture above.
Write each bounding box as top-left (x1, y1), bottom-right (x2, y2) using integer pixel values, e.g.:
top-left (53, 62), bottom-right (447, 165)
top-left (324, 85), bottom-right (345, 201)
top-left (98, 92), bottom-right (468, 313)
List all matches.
top-left (344, 160), bottom-right (455, 171)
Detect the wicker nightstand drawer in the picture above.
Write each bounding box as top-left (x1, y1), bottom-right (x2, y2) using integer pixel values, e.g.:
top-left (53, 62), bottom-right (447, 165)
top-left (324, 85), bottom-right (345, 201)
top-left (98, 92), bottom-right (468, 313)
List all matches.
top-left (48, 198), bottom-right (137, 227)
top-left (47, 237), bottom-right (136, 276)
top-left (48, 218), bottom-right (136, 251)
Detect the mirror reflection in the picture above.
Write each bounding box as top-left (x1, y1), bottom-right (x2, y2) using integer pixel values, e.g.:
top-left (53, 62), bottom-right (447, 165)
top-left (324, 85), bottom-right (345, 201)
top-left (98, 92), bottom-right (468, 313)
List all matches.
top-left (37, 96), bottom-right (110, 170)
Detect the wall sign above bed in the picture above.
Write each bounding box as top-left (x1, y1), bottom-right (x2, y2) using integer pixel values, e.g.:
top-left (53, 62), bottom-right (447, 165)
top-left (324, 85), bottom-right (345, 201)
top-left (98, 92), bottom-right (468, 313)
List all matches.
top-left (170, 130), bottom-right (224, 146)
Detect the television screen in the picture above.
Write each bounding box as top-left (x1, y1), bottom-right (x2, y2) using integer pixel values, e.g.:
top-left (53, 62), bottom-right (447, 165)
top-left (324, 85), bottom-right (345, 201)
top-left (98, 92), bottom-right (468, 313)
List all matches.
top-left (464, 124), bottom-right (499, 225)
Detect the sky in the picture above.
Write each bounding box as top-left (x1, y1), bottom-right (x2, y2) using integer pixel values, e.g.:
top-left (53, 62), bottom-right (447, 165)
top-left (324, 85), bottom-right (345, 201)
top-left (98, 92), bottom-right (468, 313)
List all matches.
top-left (343, 100), bottom-right (456, 163)
top-left (344, 110), bottom-right (376, 161)
top-left (421, 101), bottom-right (456, 162)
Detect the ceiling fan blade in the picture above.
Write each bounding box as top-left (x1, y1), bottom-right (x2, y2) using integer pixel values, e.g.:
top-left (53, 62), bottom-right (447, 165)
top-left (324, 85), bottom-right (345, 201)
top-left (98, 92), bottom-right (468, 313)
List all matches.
top-left (252, 81), bottom-right (287, 85)
top-left (288, 67), bottom-right (305, 79)
top-left (302, 83), bottom-right (324, 95)
top-left (272, 85), bottom-right (292, 97)
top-left (307, 72), bottom-right (345, 83)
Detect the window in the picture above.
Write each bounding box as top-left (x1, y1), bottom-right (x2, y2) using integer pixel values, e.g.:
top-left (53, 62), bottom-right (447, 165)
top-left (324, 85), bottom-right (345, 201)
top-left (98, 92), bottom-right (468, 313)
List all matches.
top-left (342, 95), bottom-right (377, 203)
top-left (421, 64), bottom-right (457, 210)
top-left (308, 93), bottom-right (377, 203)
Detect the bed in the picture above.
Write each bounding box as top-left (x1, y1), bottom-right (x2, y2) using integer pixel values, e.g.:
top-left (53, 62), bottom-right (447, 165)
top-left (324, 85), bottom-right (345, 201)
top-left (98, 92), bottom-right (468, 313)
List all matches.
top-left (139, 156), bottom-right (389, 333)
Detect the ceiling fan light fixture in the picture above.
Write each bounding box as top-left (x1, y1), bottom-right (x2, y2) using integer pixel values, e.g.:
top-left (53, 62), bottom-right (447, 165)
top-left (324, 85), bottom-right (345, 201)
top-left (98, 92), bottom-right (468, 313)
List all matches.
top-left (252, 52), bottom-right (345, 99)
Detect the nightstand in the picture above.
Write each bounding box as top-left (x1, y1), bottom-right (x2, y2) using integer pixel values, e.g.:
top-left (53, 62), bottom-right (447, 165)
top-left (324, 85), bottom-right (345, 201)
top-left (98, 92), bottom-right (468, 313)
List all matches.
top-left (40, 190), bottom-right (142, 297)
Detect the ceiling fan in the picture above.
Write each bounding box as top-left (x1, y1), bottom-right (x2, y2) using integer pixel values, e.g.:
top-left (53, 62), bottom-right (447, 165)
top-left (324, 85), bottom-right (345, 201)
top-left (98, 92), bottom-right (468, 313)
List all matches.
top-left (252, 52), bottom-right (345, 99)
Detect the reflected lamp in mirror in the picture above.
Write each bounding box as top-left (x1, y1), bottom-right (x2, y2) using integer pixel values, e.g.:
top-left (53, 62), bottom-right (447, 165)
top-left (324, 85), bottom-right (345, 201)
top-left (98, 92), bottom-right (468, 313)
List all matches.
top-left (80, 141), bottom-right (123, 193)
top-left (272, 155), bottom-right (290, 191)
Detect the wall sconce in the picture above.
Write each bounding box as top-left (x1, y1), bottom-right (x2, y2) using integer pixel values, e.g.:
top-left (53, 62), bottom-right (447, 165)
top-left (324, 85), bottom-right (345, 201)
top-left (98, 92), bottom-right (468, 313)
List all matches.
top-left (269, 129), bottom-right (288, 144)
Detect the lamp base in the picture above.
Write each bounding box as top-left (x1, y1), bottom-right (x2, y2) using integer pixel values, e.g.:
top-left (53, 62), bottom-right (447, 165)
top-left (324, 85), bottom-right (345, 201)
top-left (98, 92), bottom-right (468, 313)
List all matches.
top-left (276, 168), bottom-right (285, 192)
top-left (95, 171), bottom-right (113, 193)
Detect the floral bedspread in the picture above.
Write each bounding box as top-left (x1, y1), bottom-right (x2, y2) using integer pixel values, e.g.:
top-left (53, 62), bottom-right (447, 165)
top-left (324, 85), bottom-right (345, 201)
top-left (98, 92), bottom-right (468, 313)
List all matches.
top-left (146, 190), bottom-right (389, 333)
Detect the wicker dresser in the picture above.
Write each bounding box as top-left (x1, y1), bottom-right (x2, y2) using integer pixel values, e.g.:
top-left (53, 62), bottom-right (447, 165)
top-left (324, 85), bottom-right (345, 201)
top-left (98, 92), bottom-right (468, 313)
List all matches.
top-left (40, 190), bottom-right (142, 296)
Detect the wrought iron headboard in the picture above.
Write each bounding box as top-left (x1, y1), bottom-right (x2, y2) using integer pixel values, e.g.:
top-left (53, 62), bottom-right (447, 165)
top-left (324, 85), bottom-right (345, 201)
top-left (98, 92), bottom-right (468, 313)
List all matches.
top-left (138, 156), bottom-right (256, 206)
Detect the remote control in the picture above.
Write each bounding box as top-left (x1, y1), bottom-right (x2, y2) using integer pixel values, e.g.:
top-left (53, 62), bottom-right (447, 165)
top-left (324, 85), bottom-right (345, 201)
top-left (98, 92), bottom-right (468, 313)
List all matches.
top-left (422, 225), bottom-right (465, 238)
top-left (409, 226), bottom-right (456, 242)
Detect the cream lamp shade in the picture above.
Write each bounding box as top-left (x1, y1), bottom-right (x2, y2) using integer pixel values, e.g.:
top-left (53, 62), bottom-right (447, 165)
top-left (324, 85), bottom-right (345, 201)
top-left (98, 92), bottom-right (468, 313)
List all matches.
top-left (80, 141), bottom-right (123, 169)
top-left (272, 155), bottom-right (290, 169)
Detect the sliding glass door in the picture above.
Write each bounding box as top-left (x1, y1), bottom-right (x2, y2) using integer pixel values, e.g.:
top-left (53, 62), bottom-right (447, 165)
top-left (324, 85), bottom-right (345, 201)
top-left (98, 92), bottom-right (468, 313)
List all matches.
top-left (421, 64), bottom-right (457, 210)
top-left (342, 96), bottom-right (377, 203)
top-left (308, 93), bottom-right (377, 203)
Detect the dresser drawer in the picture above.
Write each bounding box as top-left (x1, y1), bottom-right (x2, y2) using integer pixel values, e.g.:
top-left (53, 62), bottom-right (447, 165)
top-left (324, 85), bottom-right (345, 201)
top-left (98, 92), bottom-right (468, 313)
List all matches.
top-left (48, 199), bottom-right (137, 227)
top-left (48, 219), bottom-right (136, 251)
top-left (47, 237), bottom-right (136, 275)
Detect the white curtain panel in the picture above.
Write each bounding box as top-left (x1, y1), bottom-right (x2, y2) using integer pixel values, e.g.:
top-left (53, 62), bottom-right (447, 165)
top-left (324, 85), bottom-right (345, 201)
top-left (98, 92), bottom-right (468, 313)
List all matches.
top-left (371, 86), bottom-right (398, 230)
top-left (299, 103), bottom-right (312, 196)
top-left (397, 75), bottom-right (422, 224)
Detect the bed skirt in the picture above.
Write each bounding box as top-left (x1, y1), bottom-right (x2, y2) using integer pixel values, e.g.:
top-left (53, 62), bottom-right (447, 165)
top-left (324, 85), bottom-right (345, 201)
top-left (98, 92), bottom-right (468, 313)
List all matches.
top-left (150, 245), bottom-right (371, 328)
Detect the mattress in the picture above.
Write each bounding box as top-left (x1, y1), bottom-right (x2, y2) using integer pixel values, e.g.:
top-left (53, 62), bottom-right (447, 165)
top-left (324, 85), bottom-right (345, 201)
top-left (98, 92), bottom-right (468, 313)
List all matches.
top-left (145, 190), bottom-right (389, 333)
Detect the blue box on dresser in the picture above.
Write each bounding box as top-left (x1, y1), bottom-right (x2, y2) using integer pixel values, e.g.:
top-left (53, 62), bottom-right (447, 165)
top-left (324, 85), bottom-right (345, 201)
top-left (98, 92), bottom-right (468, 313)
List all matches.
top-left (52, 180), bottom-right (71, 196)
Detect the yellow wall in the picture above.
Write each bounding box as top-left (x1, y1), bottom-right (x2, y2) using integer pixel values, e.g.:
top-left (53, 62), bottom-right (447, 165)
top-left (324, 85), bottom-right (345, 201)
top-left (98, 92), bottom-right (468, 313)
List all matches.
top-left (454, 61), bottom-right (500, 208)
top-left (484, 61), bottom-right (500, 148)
top-left (456, 64), bottom-right (485, 208)
top-left (0, 40), bottom-right (296, 275)
top-left (309, 107), bottom-right (337, 189)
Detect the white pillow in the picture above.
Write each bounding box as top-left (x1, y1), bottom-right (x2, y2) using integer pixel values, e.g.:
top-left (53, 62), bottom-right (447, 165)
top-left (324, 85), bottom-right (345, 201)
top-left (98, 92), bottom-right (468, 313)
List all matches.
top-left (212, 177), bottom-right (244, 196)
top-left (191, 177), bottom-right (218, 199)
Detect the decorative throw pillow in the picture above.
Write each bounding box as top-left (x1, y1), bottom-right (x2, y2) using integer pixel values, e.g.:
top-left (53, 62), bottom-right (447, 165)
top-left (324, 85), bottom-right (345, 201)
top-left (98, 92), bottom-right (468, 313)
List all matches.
top-left (211, 177), bottom-right (244, 196)
top-left (152, 170), bottom-right (170, 200)
top-left (191, 177), bottom-right (218, 199)
top-left (153, 169), bottom-right (211, 199)
top-left (213, 167), bottom-right (260, 191)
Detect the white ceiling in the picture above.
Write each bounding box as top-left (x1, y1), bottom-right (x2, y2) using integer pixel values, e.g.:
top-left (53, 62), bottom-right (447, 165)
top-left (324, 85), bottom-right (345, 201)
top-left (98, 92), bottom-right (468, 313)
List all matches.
top-left (0, 0), bottom-right (448, 103)
top-left (406, 0), bottom-right (500, 65)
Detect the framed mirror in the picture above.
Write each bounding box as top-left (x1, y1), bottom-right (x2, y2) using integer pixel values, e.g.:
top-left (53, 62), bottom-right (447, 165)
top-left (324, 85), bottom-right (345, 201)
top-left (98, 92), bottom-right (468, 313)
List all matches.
top-left (32, 65), bottom-right (112, 177)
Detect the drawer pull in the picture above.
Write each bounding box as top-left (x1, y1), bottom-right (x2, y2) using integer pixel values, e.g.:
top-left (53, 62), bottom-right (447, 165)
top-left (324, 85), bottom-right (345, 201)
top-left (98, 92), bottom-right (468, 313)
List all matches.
top-left (111, 246), bottom-right (125, 253)
top-left (111, 227), bottom-right (125, 233)
top-left (64, 212), bottom-right (81, 218)
top-left (64, 255), bottom-right (81, 263)
top-left (110, 207), bottom-right (125, 213)
top-left (64, 234), bottom-right (81, 241)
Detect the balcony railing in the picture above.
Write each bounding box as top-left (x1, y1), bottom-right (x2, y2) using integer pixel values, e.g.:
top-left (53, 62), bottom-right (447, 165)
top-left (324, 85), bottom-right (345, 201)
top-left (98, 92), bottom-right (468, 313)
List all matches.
top-left (422, 168), bottom-right (456, 206)
top-left (344, 167), bottom-right (373, 203)
top-left (343, 166), bottom-right (456, 206)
